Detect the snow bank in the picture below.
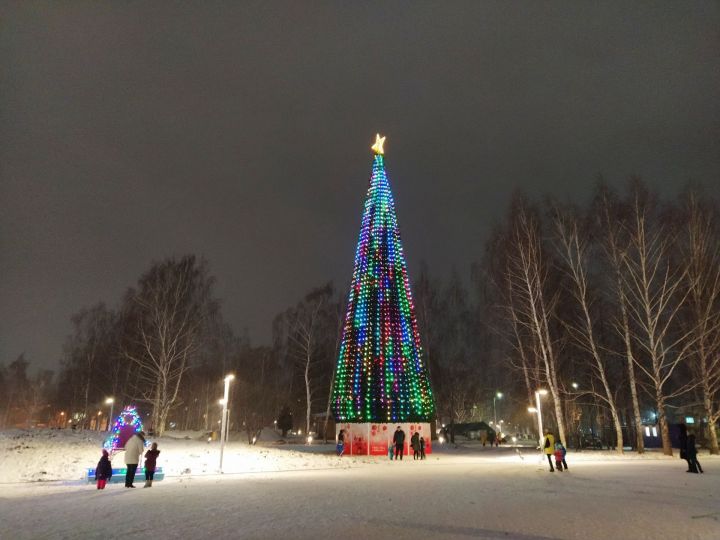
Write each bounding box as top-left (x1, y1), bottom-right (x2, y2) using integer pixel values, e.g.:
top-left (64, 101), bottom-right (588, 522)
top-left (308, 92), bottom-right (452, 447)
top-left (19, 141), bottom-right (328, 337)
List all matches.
top-left (0, 429), bottom-right (366, 484)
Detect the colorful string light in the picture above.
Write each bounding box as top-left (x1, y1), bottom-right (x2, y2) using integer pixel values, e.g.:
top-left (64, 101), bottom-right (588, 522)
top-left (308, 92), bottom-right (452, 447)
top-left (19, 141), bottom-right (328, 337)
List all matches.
top-left (332, 135), bottom-right (435, 423)
top-left (103, 405), bottom-right (145, 452)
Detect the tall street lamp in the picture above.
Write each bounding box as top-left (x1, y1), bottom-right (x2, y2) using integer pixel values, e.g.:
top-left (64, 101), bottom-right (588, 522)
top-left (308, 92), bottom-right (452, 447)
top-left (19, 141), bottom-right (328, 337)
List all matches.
top-left (105, 398), bottom-right (114, 432)
top-left (493, 392), bottom-right (503, 429)
top-left (219, 374), bottom-right (234, 472)
top-left (528, 389), bottom-right (549, 448)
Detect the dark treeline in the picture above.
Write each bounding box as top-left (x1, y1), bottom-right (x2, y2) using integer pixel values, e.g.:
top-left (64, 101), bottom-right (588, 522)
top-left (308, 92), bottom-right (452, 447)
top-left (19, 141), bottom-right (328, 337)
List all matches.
top-left (1, 180), bottom-right (717, 455)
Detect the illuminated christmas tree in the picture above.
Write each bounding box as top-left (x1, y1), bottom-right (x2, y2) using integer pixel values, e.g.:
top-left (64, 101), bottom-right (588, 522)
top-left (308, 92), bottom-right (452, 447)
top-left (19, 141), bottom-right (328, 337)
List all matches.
top-left (332, 135), bottom-right (435, 425)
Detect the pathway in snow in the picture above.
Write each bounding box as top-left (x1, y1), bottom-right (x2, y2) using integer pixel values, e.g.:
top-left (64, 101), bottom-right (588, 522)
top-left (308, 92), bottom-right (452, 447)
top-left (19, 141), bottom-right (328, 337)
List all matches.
top-left (1, 447), bottom-right (718, 540)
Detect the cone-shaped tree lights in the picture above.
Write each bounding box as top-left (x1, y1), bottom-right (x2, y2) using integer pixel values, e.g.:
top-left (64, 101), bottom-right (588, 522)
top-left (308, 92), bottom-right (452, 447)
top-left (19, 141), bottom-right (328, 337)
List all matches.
top-left (104, 405), bottom-right (145, 452)
top-left (332, 135), bottom-right (435, 455)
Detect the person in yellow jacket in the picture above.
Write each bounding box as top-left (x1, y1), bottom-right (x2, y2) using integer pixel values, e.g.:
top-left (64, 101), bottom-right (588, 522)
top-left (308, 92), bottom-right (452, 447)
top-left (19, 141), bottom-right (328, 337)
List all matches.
top-left (543, 429), bottom-right (556, 472)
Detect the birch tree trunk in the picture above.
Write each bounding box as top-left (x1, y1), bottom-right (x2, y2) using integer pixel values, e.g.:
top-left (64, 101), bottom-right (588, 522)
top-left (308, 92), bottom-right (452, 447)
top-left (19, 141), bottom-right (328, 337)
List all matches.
top-left (554, 210), bottom-right (624, 453)
top-left (622, 191), bottom-right (695, 456)
top-left (597, 187), bottom-right (645, 453)
top-left (505, 201), bottom-right (567, 446)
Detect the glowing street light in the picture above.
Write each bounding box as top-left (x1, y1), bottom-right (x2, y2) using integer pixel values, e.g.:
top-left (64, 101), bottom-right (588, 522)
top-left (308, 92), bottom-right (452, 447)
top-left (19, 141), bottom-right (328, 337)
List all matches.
top-left (571, 382), bottom-right (579, 390)
top-left (493, 392), bottom-right (503, 432)
top-left (219, 374), bottom-right (234, 472)
top-left (104, 398), bottom-right (114, 432)
top-left (528, 389), bottom-right (548, 448)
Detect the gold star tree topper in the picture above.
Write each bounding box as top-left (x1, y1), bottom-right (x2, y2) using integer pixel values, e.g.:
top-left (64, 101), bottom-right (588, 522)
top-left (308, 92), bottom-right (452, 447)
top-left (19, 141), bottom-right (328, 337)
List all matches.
top-left (371, 133), bottom-right (386, 155)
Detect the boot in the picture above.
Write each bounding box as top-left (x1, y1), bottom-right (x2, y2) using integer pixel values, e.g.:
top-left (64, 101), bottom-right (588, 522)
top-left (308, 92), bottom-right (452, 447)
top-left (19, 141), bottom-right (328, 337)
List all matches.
top-left (149, 479), bottom-right (153, 487)
top-left (143, 480), bottom-right (150, 488)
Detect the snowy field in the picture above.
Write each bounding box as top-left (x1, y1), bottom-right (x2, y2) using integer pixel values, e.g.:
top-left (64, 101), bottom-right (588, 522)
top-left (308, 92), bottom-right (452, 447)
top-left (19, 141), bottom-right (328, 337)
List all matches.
top-left (1, 430), bottom-right (719, 540)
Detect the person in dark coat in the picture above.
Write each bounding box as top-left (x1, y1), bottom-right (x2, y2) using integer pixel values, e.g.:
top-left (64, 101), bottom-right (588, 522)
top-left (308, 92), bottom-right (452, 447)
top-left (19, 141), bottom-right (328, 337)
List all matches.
top-left (143, 442), bottom-right (160, 487)
top-left (419, 436), bottom-right (426, 460)
top-left (95, 449), bottom-right (113, 490)
top-left (686, 433), bottom-right (703, 474)
top-left (678, 423), bottom-right (690, 472)
top-left (392, 426), bottom-right (406, 460)
top-left (411, 432), bottom-right (421, 460)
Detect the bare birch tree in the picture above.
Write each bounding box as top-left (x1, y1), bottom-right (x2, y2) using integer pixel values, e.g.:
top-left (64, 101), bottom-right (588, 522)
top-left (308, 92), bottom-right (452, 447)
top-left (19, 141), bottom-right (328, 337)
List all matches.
top-left (504, 198), bottom-right (567, 446)
top-left (122, 256), bottom-right (216, 436)
top-left (553, 206), bottom-right (624, 453)
top-left (679, 193), bottom-right (720, 454)
top-left (596, 185), bottom-right (645, 452)
top-left (279, 284), bottom-right (336, 437)
top-left (622, 189), bottom-right (695, 455)
top-left (63, 303), bottom-right (116, 428)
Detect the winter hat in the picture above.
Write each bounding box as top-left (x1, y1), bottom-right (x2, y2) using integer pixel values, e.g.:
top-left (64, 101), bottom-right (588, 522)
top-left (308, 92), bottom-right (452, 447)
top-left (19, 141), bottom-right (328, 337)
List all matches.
top-left (102, 449), bottom-right (109, 456)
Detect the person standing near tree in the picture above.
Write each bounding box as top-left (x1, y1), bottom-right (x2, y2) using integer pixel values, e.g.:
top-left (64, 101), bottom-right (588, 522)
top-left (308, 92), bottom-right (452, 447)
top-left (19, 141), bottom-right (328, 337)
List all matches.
top-left (543, 429), bottom-right (555, 472)
top-left (143, 442), bottom-right (160, 487)
top-left (95, 449), bottom-right (113, 490)
top-left (393, 426), bottom-right (406, 460)
top-left (124, 431), bottom-right (145, 488)
top-left (411, 432), bottom-right (421, 460)
top-left (336, 429), bottom-right (345, 456)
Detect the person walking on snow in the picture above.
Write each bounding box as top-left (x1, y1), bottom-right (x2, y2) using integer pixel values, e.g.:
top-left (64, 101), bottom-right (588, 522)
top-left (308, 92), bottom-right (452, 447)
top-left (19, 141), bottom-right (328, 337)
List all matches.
top-left (553, 443), bottom-right (565, 472)
top-left (95, 449), bottom-right (113, 490)
top-left (543, 429), bottom-right (555, 472)
top-left (143, 442), bottom-right (160, 487)
top-left (557, 441), bottom-right (568, 470)
top-left (419, 436), bottom-right (426, 460)
top-left (686, 432), bottom-right (703, 474)
top-left (393, 426), bottom-right (406, 460)
top-left (124, 431), bottom-right (145, 488)
top-left (679, 424), bottom-right (691, 472)
top-left (411, 432), bottom-right (421, 460)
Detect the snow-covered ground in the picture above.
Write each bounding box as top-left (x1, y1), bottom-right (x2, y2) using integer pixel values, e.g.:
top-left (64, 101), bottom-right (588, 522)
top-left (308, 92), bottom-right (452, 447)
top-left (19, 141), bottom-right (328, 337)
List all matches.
top-left (0, 428), bottom-right (369, 484)
top-left (1, 430), bottom-right (719, 539)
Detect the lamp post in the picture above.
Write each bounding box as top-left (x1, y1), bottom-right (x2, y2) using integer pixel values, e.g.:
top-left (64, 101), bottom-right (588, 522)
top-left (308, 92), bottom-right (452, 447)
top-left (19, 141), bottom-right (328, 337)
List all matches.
top-left (493, 392), bottom-right (503, 429)
top-left (105, 398), bottom-right (114, 432)
top-left (528, 389), bottom-right (548, 448)
top-left (219, 374), bottom-right (234, 472)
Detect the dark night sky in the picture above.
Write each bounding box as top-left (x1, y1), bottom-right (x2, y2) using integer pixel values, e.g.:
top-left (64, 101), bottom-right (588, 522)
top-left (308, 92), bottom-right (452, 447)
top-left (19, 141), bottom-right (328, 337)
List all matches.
top-left (2, 2), bottom-right (719, 370)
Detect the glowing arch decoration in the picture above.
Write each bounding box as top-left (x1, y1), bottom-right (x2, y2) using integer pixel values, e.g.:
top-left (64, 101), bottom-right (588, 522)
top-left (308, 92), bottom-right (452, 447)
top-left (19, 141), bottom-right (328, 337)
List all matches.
top-left (104, 405), bottom-right (145, 452)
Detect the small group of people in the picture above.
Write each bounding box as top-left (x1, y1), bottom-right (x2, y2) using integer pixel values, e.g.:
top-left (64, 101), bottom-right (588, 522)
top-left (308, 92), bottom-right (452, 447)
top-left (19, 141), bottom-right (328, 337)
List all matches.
top-left (679, 424), bottom-right (703, 474)
top-left (94, 430), bottom-right (161, 490)
top-left (543, 429), bottom-right (568, 472)
top-left (392, 426), bottom-right (426, 460)
top-left (336, 426), bottom-right (426, 459)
